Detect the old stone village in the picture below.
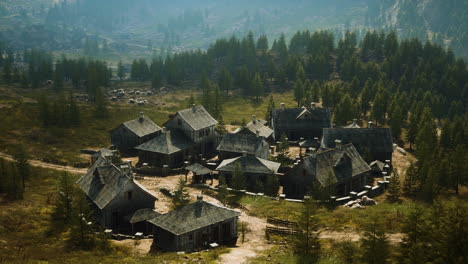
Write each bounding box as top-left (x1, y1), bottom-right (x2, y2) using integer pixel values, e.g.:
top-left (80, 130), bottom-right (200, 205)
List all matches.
top-left (77, 102), bottom-right (394, 253)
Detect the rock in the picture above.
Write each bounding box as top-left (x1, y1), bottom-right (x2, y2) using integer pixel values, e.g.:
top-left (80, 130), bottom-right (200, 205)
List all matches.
top-left (351, 203), bottom-right (363, 209)
top-left (397, 147), bottom-right (407, 155)
top-left (361, 196), bottom-right (377, 206)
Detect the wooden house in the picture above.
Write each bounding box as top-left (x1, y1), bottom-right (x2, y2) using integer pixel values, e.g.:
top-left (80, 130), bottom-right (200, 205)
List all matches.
top-left (164, 105), bottom-right (218, 155)
top-left (321, 123), bottom-right (393, 162)
top-left (216, 154), bottom-right (281, 192)
top-left (149, 195), bottom-right (240, 252)
top-left (76, 156), bottom-right (157, 231)
top-left (217, 133), bottom-right (270, 160)
top-left (135, 130), bottom-right (195, 168)
top-left (283, 141), bottom-right (371, 199)
top-left (110, 112), bottom-right (162, 154)
top-left (233, 115), bottom-right (273, 141)
top-left (271, 103), bottom-right (332, 141)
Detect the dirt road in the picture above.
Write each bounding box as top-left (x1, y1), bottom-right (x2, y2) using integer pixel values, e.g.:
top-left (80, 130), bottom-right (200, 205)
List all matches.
top-left (0, 152), bottom-right (87, 174)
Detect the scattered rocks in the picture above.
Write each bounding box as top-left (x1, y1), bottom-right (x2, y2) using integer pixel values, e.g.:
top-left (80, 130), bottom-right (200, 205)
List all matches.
top-left (342, 196), bottom-right (377, 209)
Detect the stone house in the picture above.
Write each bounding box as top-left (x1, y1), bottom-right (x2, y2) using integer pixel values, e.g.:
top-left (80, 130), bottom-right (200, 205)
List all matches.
top-left (149, 195), bottom-right (240, 252)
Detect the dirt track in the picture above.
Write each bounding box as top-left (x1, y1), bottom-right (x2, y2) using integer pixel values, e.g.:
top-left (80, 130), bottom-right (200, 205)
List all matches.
top-left (0, 152), bottom-right (88, 174)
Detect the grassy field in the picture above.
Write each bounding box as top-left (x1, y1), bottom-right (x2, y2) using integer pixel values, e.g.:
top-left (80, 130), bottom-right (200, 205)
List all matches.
top-left (0, 83), bottom-right (296, 165)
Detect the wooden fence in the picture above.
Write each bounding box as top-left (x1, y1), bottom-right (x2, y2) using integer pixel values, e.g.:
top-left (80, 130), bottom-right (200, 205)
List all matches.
top-left (267, 216), bottom-right (297, 228)
top-left (266, 226), bottom-right (297, 236)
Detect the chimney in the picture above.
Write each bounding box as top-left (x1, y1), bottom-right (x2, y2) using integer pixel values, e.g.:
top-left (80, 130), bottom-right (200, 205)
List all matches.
top-left (256, 129), bottom-right (260, 138)
top-left (192, 104), bottom-right (196, 112)
top-left (311, 102), bottom-right (316, 109)
top-left (197, 194), bottom-right (203, 202)
top-left (368, 121), bottom-right (374, 128)
top-left (335, 139), bottom-right (342, 150)
top-left (280, 102), bottom-right (285, 110)
top-left (139, 112), bottom-right (144, 122)
top-left (252, 115), bottom-right (257, 124)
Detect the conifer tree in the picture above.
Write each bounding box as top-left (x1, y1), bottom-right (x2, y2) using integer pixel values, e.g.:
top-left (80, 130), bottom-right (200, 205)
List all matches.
top-left (117, 60), bottom-right (124, 80)
top-left (334, 93), bottom-right (354, 125)
top-left (52, 172), bottom-right (75, 231)
top-left (294, 79), bottom-right (304, 106)
top-left (387, 169), bottom-right (401, 203)
top-left (360, 80), bottom-right (373, 116)
top-left (403, 162), bottom-right (418, 197)
top-left (94, 87), bottom-right (108, 119)
top-left (231, 162), bottom-right (245, 191)
top-left (360, 216), bottom-right (390, 264)
top-left (14, 145), bottom-right (29, 191)
top-left (265, 95), bottom-right (276, 121)
top-left (292, 198), bottom-right (320, 258)
top-left (218, 175), bottom-right (228, 206)
top-left (172, 177), bottom-right (190, 210)
top-left (252, 73), bottom-right (263, 102)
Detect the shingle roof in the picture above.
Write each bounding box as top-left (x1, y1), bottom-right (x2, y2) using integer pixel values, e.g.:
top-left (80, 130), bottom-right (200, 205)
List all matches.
top-left (300, 144), bottom-right (371, 186)
top-left (343, 120), bottom-right (361, 128)
top-left (217, 133), bottom-right (267, 155)
top-left (129, 208), bottom-right (160, 224)
top-left (271, 107), bottom-right (331, 131)
top-left (176, 105), bottom-right (218, 131)
top-left (77, 157), bottom-right (156, 209)
top-left (235, 120), bottom-right (273, 138)
top-left (216, 155), bottom-right (281, 174)
top-left (185, 163), bottom-right (212, 175)
top-left (135, 130), bottom-right (194, 155)
top-left (299, 138), bottom-right (321, 148)
top-left (321, 128), bottom-right (393, 154)
top-left (120, 115), bottom-right (162, 138)
top-left (148, 200), bottom-right (240, 235)
top-left (370, 160), bottom-right (385, 172)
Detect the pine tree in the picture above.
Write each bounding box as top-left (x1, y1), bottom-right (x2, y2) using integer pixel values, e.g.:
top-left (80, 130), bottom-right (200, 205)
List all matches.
top-left (117, 60), bottom-right (124, 80)
top-left (218, 68), bottom-right (233, 93)
top-left (360, 80), bottom-right (373, 116)
top-left (172, 177), bottom-right (190, 209)
top-left (296, 63), bottom-right (306, 82)
top-left (151, 71), bottom-right (161, 89)
top-left (292, 198), bottom-right (320, 258)
top-left (403, 162), bottom-right (418, 197)
top-left (389, 106), bottom-right (403, 140)
top-left (360, 216), bottom-right (390, 264)
top-left (265, 95), bottom-right (275, 121)
top-left (252, 73), bottom-right (263, 102)
top-left (94, 87), bottom-right (108, 119)
top-left (53, 63), bottom-right (64, 91)
top-left (231, 162), bottom-right (245, 191)
top-left (2, 58), bottom-right (12, 85)
top-left (14, 145), bottom-right (29, 191)
top-left (387, 169), bottom-right (401, 203)
top-left (294, 80), bottom-right (304, 106)
top-left (52, 172), bottom-right (75, 231)
top-left (334, 93), bottom-right (354, 125)
top-left (400, 206), bottom-right (431, 264)
top-left (218, 175), bottom-right (229, 206)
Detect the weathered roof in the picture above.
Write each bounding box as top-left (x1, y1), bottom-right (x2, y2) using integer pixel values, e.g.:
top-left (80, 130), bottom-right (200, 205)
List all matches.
top-left (148, 200), bottom-right (240, 235)
top-left (343, 120), bottom-right (361, 128)
top-left (370, 160), bottom-right (385, 172)
top-left (186, 163), bottom-right (212, 175)
top-left (135, 130), bottom-right (194, 155)
top-left (321, 128), bottom-right (393, 154)
top-left (119, 115), bottom-right (162, 138)
top-left (234, 120), bottom-right (273, 138)
top-left (76, 157), bottom-right (156, 209)
top-left (175, 105), bottom-right (218, 131)
top-left (129, 208), bottom-right (160, 224)
top-left (271, 107), bottom-right (331, 131)
top-left (299, 138), bottom-right (321, 148)
top-left (217, 133), bottom-right (267, 155)
top-left (216, 155), bottom-right (281, 175)
top-left (300, 144), bottom-right (371, 186)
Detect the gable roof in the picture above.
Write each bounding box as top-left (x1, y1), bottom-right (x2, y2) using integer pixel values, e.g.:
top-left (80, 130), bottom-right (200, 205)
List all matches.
top-left (185, 163), bottom-right (212, 175)
top-left (370, 160), bottom-right (385, 172)
top-left (216, 155), bottom-right (281, 174)
top-left (76, 157), bottom-right (156, 209)
top-left (174, 105), bottom-right (218, 131)
top-left (271, 107), bottom-right (331, 131)
top-left (299, 143), bottom-right (371, 186)
top-left (135, 130), bottom-right (194, 155)
top-left (148, 200), bottom-right (240, 235)
top-left (234, 119), bottom-right (274, 138)
top-left (321, 128), bottom-right (393, 154)
top-left (119, 114), bottom-right (162, 138)
top-left (129, 208), bottom-right (160, 224)
top-left (343, 120), bottom-right (361, 129)
top-left (217, 133), bottom-right (268, 155)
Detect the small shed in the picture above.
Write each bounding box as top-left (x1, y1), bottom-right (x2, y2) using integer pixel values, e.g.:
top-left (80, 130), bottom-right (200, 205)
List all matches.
top-left (185, 163), bottom-right (212, 183)
top-left (149, 195), bottom-right (240, 252)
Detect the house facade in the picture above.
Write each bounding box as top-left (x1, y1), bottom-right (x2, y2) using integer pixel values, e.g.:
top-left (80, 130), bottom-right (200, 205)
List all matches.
top-left (76, 156), bottom-right (157, 231)
top-left (271, 103), bottom-right (332, 141)
top-left (283, 142), bottom-right (371, 199)
top-left (216, 155), bottom-right (281, 192)
top-left (149, 195), bottom-right (240, 252)
top-left (110, 112), bottom-right (162, 154)
top-left (217, 133), bottom-right (270, 160)
top-left (165, 105), bottom-right (218, 155)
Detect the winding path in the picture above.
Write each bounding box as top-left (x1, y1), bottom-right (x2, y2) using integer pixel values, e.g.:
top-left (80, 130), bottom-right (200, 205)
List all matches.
top-left (0, 152), bottom-right (87, 174)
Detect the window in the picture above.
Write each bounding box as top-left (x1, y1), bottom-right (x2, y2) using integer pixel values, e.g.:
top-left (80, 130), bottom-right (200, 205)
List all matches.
top-left (126, 191), bottom-right (133, 200)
